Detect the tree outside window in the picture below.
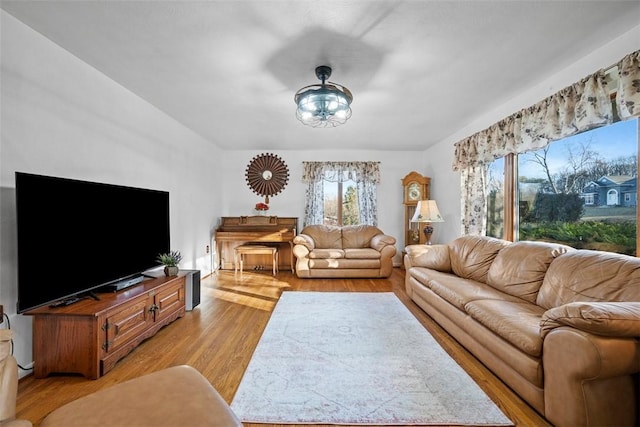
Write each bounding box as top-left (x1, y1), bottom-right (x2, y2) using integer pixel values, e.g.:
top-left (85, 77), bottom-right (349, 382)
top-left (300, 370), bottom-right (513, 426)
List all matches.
top-left (323, 178), bottom-right (360, 226)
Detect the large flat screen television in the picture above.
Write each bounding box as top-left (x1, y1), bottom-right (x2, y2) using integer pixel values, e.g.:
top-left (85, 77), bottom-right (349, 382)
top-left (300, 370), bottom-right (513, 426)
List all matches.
top-left (15, 172), bottom-right (170, 313)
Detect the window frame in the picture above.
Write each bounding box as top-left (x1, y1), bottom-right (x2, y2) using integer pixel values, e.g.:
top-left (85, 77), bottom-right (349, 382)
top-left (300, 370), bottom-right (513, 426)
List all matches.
top-left (322, 179), bottom-right (360, 226)
top-left (496, 119), bottom-right (640, 251)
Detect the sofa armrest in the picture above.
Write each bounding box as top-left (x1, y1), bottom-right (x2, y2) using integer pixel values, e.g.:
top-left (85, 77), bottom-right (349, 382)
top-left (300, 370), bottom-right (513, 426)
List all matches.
top-left (543, 327), bottom-right (640, 427)
top-left (370, 234), bottom-right (396, 251)
top-left (404, 244), bottom-right (451, 272)
top-left (292, 234), bottom-right (315, 251)
top-left (540, 302), bottom-right (640, 339)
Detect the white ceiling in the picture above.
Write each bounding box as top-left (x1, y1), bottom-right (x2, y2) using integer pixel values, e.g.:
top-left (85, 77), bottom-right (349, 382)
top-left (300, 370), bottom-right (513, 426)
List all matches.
top-left (2, 1), bottom-right (639, 151)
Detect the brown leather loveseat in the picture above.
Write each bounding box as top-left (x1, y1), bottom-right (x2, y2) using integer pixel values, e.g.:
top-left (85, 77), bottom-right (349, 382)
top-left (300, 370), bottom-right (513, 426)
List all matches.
top-left (293, 224), bottom-right (396, 278)
top-left (404, 235), bottom-right (640, 427)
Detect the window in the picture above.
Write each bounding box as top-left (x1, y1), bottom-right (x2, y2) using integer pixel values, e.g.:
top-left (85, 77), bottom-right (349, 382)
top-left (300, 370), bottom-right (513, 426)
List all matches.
top-left (488, 118), bottom-right (638, 255)
top-left (301, 161), bottom-right (379, 227)
top-left (323, 177), bottom-right (360, 226)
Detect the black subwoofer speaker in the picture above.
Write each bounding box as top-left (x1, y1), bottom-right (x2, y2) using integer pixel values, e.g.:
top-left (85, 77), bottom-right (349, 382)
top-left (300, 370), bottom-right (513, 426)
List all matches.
top-left (184, 270), bottom-right (201, 311)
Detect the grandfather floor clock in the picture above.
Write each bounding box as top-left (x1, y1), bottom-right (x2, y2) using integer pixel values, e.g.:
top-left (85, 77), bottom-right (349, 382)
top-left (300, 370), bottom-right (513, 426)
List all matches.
top-left (402, 172), bottom-right (431, 247)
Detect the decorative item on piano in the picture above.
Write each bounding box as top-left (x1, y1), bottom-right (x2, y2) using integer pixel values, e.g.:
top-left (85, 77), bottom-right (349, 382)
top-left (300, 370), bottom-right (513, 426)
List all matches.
top-left (255, 202), bottom-right (269, 215)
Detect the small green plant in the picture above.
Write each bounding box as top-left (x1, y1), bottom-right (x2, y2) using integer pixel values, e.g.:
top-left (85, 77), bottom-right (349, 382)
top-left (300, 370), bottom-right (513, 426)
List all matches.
top-left (156, 250), bottom-right (182, 267)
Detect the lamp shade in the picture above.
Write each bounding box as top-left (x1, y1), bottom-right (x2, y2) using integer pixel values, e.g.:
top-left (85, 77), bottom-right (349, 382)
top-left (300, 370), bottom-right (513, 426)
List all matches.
top-left (411, 200), bottom-right (444, 223)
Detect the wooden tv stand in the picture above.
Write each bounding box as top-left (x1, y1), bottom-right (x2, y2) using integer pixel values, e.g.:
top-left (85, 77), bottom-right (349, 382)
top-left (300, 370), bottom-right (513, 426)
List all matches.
top-left (24, 274), bottom-right (186, 379)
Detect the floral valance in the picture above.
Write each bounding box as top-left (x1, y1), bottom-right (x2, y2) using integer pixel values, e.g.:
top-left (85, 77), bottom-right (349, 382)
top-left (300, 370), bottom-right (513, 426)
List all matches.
top-left (453, 49), bottom-right (640, 171)
top-left (301, 161), bottom-right (381, 184)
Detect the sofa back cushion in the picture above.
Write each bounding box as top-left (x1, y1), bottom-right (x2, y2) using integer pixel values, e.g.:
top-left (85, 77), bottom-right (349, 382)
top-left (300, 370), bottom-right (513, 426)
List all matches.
top-left (536, 250), bottom-right (640, 309)
top-left (301, 225), bottom-right (343, 249)
top-left (342, 225), bottom-right (382, 249)
top-left (449, 235), bottom-right (510, 283)
top-left (487, 241), bottom-right (574, 303)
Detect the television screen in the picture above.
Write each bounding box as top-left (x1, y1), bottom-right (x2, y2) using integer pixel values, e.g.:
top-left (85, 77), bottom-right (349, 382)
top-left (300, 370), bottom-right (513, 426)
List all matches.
top-left (15, 172), bottom-right (170, 313)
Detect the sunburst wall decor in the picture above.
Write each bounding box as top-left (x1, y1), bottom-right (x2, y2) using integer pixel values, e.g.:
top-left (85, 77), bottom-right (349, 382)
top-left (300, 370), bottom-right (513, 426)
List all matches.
top-left (245, 153), bottom-right (289, 203)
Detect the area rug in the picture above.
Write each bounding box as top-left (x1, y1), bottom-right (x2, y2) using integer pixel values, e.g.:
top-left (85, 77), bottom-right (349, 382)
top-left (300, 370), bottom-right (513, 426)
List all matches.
top-left (230, 292), bottom-right (512, 425)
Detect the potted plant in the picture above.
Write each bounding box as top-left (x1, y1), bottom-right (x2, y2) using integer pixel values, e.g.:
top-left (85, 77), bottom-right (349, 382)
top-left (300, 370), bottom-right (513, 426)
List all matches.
top-left (156, 250), bottom-right (182, 276)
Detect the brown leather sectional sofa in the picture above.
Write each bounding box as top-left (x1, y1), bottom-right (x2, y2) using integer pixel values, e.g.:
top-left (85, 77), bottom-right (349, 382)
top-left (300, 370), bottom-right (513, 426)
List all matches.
top-left (404, 235), bottom-right (640, 427)
top-left (293, 224), bottom-right (396, 278)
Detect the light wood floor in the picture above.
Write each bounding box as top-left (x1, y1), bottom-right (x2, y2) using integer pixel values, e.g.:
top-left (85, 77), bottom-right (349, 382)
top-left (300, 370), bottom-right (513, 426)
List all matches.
top-left (16, 268), bottom-right (550, 427)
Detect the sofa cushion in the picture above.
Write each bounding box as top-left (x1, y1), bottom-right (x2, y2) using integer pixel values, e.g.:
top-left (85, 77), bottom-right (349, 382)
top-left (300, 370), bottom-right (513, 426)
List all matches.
top-left (407, 265), bottom-right (449, 287)
top-left (341, 225), bottom-right (383, 248)
top-left (308, 249), bottom-right (345, 259)
top-left (449, 235), bottom-right (511, 283)
top-left (344, 248), bottom-right (381, 259)
top-left (308, 258), bottom-right (380, 269)
top-left (487, 241), bottom-right (574, 303)
top-left (427, 271), bottom-right (523, 311)
top-left (540, 302), bottom-right (640, 338)
top-left (465, 300), bottom-right (545, 357)
top-left (537, 250), bottom-right (640, 309)
top-left (301, 225), bottom-right (343, 249)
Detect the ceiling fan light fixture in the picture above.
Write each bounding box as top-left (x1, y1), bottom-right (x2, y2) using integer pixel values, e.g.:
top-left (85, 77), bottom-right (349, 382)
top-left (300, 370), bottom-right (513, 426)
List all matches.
top-left (294, 65), bottom-right (353, 128)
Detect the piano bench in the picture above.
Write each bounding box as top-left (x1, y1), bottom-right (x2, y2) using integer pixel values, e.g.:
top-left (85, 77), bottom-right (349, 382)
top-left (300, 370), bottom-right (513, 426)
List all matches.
top-left (234, 245), bottom-right (279, 276)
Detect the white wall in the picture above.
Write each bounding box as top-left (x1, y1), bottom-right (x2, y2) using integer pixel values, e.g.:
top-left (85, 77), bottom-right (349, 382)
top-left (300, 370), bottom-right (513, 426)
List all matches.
top-left (0, 11), bottom-right (222, 374)
top-left (424, 23), bottom-right (640, 245)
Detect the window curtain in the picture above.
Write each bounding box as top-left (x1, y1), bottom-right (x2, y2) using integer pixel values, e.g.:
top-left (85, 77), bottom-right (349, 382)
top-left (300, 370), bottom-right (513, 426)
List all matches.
top-left (301, 161), bottom-right (380, 227)
top-left (617, 50), bottom-right (640, 120)
top-left (460, 164), bottom-right (488, 235)
top-left (452, 49), bottom-right (640, 236)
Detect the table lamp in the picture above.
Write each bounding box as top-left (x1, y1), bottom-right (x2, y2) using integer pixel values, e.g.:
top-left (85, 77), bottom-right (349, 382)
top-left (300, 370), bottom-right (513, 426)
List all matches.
top-left (410, 200), bottom-right (444, 245)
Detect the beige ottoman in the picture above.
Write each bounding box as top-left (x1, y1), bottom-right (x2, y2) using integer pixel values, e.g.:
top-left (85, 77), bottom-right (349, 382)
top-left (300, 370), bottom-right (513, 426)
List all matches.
top-left (40, 365), bottom-right (242, 427)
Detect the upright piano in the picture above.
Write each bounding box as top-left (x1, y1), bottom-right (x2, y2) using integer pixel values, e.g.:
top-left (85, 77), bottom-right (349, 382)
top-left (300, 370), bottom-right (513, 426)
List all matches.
top-left (214, 216), bottom-right (298, 271)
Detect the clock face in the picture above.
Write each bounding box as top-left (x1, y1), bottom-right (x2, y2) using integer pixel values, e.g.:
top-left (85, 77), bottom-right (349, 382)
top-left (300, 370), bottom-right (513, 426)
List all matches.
top-left (408, 182), bottom-right (421, 201)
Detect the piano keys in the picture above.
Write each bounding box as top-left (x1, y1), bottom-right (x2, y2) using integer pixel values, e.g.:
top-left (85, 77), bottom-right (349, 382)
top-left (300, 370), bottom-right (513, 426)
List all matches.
top-left (214, 216), bottom-right (298, 272)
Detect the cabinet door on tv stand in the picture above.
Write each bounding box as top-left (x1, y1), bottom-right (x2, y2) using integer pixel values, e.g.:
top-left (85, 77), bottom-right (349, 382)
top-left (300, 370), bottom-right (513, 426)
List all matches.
top-left (153, 278), bottom-right (185, 323)
top-left (104, 295), bottom-right (153, 354)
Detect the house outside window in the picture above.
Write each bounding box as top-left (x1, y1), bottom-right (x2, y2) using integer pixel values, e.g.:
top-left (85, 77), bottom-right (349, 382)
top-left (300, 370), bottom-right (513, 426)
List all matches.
top-left (487, 118), bottom-right (638, 256)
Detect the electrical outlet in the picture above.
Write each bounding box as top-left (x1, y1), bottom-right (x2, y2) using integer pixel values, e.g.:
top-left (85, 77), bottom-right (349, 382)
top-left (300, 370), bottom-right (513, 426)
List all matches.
top-left (206, 245), bottom-right (210, 254)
